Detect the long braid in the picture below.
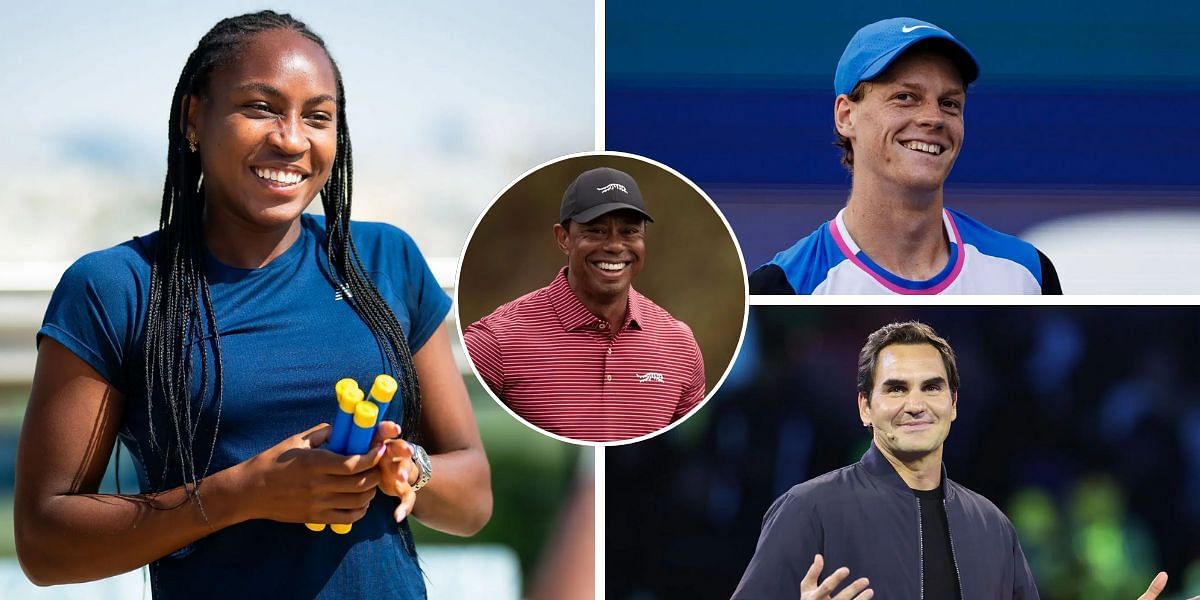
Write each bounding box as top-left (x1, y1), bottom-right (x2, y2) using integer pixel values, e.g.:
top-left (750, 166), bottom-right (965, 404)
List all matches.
top-left (319, 73), bottom-right (424, 441)
top-left (144, 12), bottom-right (424, 527)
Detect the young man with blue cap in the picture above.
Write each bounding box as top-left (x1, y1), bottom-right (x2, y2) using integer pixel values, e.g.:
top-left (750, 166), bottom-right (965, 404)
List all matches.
top-left (749, 18), bottom-right (1062, 295)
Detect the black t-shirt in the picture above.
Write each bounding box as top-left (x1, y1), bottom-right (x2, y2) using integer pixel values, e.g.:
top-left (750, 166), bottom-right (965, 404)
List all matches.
top-left (913, 485), bottom-right (962, 600)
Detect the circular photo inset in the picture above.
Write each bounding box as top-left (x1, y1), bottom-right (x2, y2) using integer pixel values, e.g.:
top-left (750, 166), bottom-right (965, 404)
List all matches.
top-left (456, 151), bottom-right (747, 445)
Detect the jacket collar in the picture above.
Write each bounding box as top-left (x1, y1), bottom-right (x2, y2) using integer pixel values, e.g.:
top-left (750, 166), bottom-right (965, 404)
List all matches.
top-left (861, 442), bottom-right (956, 501)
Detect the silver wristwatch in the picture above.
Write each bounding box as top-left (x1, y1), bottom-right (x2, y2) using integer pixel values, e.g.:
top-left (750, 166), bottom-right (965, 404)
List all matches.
top-left (410, 442), bottom-right (433, 492)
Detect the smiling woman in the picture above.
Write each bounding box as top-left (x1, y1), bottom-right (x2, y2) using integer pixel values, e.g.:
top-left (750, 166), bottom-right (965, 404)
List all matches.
top-left (187, 28), bottom-right (338, 258)
top-left (13, 10), bottom-right (491, 599)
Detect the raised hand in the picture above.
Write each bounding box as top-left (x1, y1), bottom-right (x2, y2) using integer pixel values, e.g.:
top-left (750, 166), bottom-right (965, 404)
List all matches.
top-left (1138, 571), bottom-right (1200, 600)
top-left (800, 554), bottom-right (873, 600)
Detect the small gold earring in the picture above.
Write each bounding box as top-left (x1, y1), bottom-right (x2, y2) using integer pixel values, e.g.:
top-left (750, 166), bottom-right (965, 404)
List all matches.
top-left (187, 131), bottom-right (199, 152)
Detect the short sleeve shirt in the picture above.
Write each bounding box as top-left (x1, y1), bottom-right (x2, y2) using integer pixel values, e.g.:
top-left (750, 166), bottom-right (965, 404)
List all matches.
top-left (463, 268), bottom-right (705, 442)
top-left (39, 214), bottom-right (450, 599)
top-left (750, 208), bottom-right (1060, 294)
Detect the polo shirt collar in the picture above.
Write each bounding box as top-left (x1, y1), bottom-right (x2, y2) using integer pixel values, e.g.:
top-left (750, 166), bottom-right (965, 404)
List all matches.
top-left (548, 267), bottom-right (644, 332)
top-left (625, 289), bottom-right (645, 331)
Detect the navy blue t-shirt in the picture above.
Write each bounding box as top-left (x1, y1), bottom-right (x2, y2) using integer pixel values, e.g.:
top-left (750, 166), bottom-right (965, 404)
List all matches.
top-left (38, 214), bottom-right (451, 599)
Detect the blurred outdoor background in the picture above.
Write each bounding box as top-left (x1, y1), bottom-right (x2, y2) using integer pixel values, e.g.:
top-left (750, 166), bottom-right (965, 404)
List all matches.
top-left (0, 2), bottom-right (593, 598)
top-left (606, 1), bottom-right (1200, 292)
top-left (457, 153), bottom-right (747, 397)
top-left (607, 306), bottom-right (1200, 599)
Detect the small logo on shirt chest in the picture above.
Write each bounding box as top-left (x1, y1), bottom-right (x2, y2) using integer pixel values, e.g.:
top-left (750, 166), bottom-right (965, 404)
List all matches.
top-left (636, 372), bottom-right (665, 383)
top-left (334, 284), bottom-right (354, 301)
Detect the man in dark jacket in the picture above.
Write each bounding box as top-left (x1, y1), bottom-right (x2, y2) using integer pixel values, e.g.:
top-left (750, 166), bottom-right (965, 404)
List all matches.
top-left (732, 322), bottom-right (1182, 599)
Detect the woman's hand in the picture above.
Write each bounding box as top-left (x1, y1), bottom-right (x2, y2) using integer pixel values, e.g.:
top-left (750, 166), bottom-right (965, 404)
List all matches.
top-left (17, 339), bottom-right (395, 585)
top-left (396, 324), bottom-right (492, 536)
top-left (231, 423), bottom-right (385, 525)
top-left (372, 420), bottom-right (419, 523)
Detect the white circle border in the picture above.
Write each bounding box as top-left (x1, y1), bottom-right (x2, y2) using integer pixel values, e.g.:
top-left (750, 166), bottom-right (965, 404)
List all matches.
top-left (452, 150), bottom-right (751, 447)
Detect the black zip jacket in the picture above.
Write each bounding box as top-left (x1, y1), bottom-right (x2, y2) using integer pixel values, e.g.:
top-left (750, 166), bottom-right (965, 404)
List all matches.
top-left (732, 444), bottom-right (1039, 599)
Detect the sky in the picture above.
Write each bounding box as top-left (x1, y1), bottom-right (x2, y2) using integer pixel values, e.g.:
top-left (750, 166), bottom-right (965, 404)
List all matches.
top-left (0, 1), bottom-right (594, 265)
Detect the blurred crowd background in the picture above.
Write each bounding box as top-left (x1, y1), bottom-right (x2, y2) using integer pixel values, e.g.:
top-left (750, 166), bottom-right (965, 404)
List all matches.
top-left (608, 307), bottom-right (1200, 599)
top-left (606, 1), bottom-right (1200, 292)
top-left (0, 2), bottom-right (593, 598)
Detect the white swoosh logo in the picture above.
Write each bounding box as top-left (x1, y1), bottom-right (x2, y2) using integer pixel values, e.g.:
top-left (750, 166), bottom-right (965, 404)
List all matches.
top-left (901, 25), bottom-right (935, 33)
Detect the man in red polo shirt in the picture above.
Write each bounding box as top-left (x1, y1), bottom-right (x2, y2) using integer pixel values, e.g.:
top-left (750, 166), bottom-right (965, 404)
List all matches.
top-left (464, 167), bottom-right (706, 443)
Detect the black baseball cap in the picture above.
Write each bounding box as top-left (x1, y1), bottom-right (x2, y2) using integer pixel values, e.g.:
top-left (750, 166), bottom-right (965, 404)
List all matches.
top-left (560, 167), bottom-right (654, 224)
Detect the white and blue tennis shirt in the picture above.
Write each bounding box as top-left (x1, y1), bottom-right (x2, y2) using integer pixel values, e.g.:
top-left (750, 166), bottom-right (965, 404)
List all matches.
top-left (749, 208), bottom-right (1061, 295)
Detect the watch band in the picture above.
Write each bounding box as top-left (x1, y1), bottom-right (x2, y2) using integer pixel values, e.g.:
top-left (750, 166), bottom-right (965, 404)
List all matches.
top-left (409, 442), bottom-right (433, 492)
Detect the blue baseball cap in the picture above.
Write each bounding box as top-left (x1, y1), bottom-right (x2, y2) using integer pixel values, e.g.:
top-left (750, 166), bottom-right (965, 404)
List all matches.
top-left (834, 17), bottom-right (979, 97)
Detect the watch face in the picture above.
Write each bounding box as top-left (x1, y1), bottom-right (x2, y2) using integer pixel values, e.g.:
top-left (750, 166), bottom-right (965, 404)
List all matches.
top-left (411, 444), bottom-right (432, 490)
top-left (412, 444), bottom-right (431, 474)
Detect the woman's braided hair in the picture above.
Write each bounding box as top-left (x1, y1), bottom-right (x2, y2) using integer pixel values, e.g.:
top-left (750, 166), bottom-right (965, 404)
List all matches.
top-left (144, 11), bottom-right (423, 515)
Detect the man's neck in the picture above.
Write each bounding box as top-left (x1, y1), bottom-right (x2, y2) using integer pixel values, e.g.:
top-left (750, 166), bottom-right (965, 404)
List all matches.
top-left (565, 273), bottom-right (629, 331)
top-left (843, 178), bottom-right (949, 281)
top-left (875, 440), bottom-right (943, 491)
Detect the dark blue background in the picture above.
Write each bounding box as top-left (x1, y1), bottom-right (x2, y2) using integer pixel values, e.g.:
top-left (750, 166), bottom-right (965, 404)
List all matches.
top-left (606, 1), bottom-right (1200, 268)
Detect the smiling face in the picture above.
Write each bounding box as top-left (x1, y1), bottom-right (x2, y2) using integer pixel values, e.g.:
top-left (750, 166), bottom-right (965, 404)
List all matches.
top-left (186, 28), bottom-right (338, 232)
top-left (554, 210), bottom-right (646, 304)
top-left (835, 50), bottom-right (966, 192)
top-left (859, 343), bottom-right (957, 462)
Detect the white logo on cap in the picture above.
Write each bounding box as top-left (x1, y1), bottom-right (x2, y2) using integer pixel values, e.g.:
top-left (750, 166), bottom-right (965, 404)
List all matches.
top-left (901, 25), bottom-right (935, 33)
top-left (597, 183), bottom-right (628, 194)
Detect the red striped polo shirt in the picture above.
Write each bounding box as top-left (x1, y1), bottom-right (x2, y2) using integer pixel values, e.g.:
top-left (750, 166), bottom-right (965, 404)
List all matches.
top-left (463, 268), bottom-right (706, 442)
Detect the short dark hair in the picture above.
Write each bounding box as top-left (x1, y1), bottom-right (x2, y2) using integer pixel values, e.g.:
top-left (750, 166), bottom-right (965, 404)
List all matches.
top-left (856, 321), bottom-right (959, 401)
